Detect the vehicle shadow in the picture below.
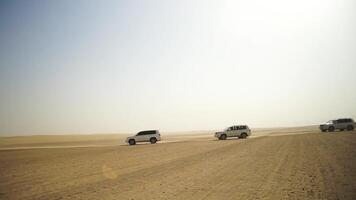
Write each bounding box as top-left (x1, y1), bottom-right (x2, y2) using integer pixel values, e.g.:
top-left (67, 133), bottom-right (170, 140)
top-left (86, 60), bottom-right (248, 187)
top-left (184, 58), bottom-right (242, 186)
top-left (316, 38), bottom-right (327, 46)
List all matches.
top-left (120, 142), bottom-right (162, 146)
top-left (214, 137), bottom-right (244, 141)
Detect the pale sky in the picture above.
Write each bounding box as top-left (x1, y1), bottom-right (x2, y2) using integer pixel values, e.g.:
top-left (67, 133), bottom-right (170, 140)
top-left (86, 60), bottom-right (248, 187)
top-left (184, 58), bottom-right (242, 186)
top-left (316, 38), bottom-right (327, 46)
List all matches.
top-left (0, 0), bottom-right (356, 136)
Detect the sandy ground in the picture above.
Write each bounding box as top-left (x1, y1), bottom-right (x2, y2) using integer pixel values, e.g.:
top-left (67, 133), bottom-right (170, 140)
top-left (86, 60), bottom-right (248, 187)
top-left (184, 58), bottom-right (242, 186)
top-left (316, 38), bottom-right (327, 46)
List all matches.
top-left (0, 126), bottom-right (317, 150)
top-left (0, 128), bottom-right (355, 199)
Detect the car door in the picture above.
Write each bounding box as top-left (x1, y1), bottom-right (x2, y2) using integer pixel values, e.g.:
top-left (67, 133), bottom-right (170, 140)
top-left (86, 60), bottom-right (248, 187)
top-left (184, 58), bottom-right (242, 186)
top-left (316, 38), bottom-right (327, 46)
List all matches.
top-left (342, 119), bottom-right (351, 129)
top-left (228, 126), bottom-right (236, 137)
top-left (135, 132), bottom-right (145, 142)
top-left (237, 126), bottom-right (245, 136)
top-left (226, 126), bottom-right (233, 137)
top-left (336, 119), bottom-right (345, 129)
top-left (233, 126), bottom-right (240, 137)
top-left (142, 131), bottom-right (152, 142)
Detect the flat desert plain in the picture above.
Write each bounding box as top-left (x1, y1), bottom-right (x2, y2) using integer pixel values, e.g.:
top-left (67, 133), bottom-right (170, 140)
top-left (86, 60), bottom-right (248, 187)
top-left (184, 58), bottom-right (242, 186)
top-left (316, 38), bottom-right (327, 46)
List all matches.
top-left (1, 127), bottom-right (355, 200)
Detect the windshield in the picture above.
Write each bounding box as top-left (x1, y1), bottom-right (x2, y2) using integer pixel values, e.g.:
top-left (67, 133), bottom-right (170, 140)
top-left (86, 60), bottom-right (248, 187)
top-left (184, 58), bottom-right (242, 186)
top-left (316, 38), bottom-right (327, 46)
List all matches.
top-left (224, 127), bottom-right (233, 131)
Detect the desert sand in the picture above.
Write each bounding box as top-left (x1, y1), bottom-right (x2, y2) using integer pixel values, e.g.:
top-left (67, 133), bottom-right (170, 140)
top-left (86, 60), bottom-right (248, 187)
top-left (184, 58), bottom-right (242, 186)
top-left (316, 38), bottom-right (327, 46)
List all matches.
top-left (0, 127), bottom-right (355, 199)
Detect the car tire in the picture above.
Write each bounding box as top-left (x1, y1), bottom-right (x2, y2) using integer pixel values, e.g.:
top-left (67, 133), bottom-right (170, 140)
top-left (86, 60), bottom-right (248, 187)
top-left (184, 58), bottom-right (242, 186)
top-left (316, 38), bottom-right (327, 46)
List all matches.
top-left (328, 126), bottom-right (335, 132)
top-left (321, 129), bottom-right (326, 132)
top-left (240, 133), bottom-right (248, 139)
top-left (340, 129), bottom-right (344, 131)
top-left (128, 139), bottom-right (136, 145)
top-left (219, 134), bottom-right (227, 140)
top-left (150, 137), bottom-right (157, 144)
top-left (347, 125), bottom-right (354, 131)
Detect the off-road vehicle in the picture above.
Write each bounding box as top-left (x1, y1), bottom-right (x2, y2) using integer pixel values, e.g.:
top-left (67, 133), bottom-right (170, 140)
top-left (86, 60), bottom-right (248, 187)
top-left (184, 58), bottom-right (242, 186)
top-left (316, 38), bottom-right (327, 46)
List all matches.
top-left (319, 118), bottom-right (355, 132)
top-left (125, 130), bottom-right (161, 145)
top-left (215, 125), bottom-right (251, 140)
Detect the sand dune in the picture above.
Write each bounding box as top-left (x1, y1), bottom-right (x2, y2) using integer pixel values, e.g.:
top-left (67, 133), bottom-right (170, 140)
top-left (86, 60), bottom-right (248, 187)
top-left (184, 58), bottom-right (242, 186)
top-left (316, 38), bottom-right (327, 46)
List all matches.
top-left (0, 127), bottom-right (355, 199)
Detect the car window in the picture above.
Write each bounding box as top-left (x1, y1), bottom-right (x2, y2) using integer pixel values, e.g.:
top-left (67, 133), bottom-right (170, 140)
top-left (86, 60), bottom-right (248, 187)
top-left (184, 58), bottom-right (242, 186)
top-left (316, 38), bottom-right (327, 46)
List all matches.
top-left (137, 131), bottom-right (156, 135)
top-left (340, 119), bottom-right (347, 123)
top-left (144, 131), bottom-right (156, 135)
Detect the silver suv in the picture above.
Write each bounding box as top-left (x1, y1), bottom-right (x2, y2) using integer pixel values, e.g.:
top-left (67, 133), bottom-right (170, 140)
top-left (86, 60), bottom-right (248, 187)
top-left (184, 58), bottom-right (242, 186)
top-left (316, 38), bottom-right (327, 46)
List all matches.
top-left (125, 130), bottom-right (161, 145)
top-left (319, 118), bottom-right (355, 132)
top-left (215, 125), bottom-right (251, 140)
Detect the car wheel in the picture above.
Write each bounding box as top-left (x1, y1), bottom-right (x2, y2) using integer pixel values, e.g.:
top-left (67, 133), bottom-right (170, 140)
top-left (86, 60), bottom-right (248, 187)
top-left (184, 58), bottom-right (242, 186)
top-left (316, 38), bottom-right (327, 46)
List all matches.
top-left (219, 134), bottom-right (227, 140)
top-left (128, 139), bottom-right (136, 145)
top-left (328, 126), bottom-right (335, 132)
top-left (347, 125), bottom-right (354, 131)
top-left (240, 133), bottom-right (248, 139)
top-left (340, 129), bottom-right (344, 131)
top-left (321, 129), bottom-right (326, 132)
top-left (150, 137), bottom-right (157, 144)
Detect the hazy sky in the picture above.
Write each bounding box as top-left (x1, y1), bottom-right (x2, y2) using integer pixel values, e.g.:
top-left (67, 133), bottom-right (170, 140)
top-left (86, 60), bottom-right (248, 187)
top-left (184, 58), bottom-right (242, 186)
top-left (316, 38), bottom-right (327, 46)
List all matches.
top-left (1, 0), bottom-right (356, 135)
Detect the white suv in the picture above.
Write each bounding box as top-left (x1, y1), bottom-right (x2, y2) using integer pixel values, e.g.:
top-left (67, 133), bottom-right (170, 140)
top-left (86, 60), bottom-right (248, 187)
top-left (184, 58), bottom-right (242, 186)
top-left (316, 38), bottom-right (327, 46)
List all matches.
top-left (125, 130), bottom-right (161, 145)
top-left (215, 125), bottom-right (251, 140)
top-left (319, 118), bottom-right (355, 132)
